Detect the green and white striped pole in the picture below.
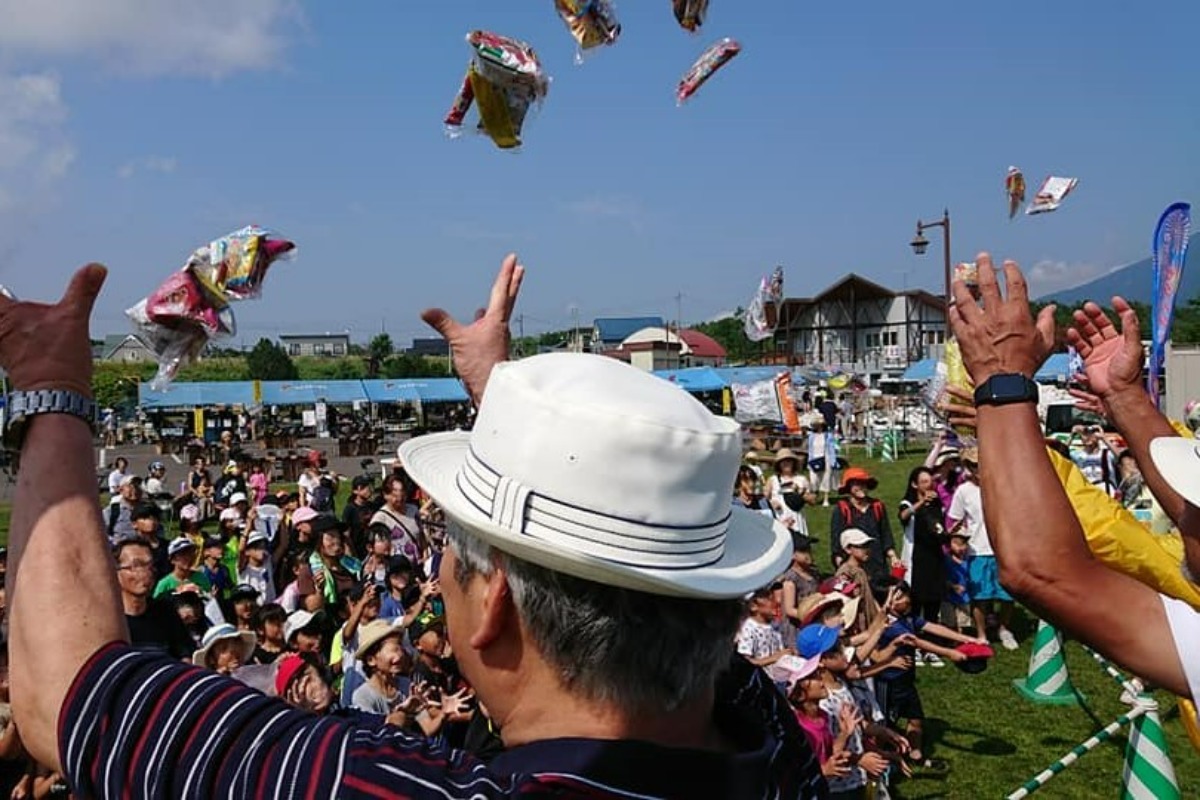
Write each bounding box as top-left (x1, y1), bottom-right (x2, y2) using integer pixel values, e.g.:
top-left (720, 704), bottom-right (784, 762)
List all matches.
top-left (1012, 620), bottom-right (1082, 705)
top-left (1006, 705), bottom-right (1147, 800)
top-left (1122, 694), bottom-right (1180, 800)
top-left (881, 429), bottom-right (896, 462)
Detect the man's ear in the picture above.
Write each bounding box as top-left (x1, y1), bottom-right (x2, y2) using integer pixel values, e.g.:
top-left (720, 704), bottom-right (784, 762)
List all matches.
top-left (468, 566), bottom-right (514, 651)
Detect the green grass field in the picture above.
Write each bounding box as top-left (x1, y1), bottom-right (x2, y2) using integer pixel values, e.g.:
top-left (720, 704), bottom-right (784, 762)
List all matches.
top-left (805, 449), bottom-right (1198, 799)
top-left (5, 459), bottom-right (1197, 797)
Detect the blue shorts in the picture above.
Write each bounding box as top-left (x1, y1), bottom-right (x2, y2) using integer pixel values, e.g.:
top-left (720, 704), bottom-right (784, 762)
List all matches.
top-left (967, 555), bottom-right (1012, 602)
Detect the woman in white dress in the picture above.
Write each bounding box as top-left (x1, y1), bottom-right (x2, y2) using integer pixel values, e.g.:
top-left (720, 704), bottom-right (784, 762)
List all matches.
top-left (806, 421), bottom-right (835, 507)
top-left (766, 449), bottom-right (816, 538)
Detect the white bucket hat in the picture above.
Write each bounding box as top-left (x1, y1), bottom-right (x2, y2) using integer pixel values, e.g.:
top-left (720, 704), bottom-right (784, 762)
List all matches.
top-left (1149, 437), bottom-right (1200, 507)
top-left (399, 353), bottom-right (791, 599)
top-left (192, 623), bottom-right (257, 668)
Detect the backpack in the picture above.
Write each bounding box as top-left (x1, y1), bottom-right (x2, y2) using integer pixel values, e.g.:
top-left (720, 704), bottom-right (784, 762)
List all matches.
top-left (837, 498), bottom-right (884, 526)
top-left (309, 480), bottom-right (335, 514)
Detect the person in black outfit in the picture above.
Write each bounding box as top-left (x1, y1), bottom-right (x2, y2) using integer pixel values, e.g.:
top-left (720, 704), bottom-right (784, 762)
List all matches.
top-left (342, 476), bottom-right (379, 558)
top-left (115, 539), bottom-right (194, 661)
top-left (897, 466), bottom-right (947, 625)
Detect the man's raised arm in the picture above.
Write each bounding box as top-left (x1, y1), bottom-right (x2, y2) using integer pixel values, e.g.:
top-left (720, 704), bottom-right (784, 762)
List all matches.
top-left (950, 254), bottom-right (1189, 698)
top-left (1, 266), bottom-right (129, 768)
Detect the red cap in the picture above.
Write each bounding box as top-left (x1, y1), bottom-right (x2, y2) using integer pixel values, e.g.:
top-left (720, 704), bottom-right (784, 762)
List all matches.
top-left (275, 654), bottom-right (306, 697)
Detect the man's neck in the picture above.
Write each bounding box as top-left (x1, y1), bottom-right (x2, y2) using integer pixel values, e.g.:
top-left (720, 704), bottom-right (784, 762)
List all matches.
top-left (498, 679), bottom-right (731, 754)
top-left (123, 593), bottom-right (148, 616)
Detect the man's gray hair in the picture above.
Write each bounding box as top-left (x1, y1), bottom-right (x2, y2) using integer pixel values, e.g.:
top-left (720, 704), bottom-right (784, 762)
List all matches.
top-left (445, 520), bottom-right (742, 713)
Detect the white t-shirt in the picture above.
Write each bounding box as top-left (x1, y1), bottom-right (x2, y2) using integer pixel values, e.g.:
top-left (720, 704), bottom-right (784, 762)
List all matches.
top-left (1163, 594), bottom-right (1200, 704)
top-left (145, 477), bottom-right (166, 496)
top-left (735, 617), bottom-right (782, 661)
top-left (297, 472), bottom-right (320, 505)
top-left (948, 480), bottom-right (992, 557)
top-left (239, 562), bottom-right (276, 604)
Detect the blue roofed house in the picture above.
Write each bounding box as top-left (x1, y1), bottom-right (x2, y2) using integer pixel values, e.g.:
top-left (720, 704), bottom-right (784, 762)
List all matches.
top-left (591, 317), bottom-right (665, 353)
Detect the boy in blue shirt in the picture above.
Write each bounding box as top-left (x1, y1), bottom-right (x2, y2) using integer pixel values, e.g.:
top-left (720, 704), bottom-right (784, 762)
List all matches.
top-left (943, 531), bottom-right (972, 633)
top-left (871, 577), bottom-right (983, 768)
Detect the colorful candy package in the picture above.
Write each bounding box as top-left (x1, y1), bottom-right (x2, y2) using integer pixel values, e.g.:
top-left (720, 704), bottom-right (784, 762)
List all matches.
top-left (444, 31), bottom-right (550, 150)
top-left (192, 225), bottom-right (296, 301)
top-left (672, 0), bottom-right (708, 32)
top-left (128, 226), bottom-right (296, 389)
top-left (676, 38), bottom-right (740, 105)
top-left (554, 0), bottom-right (621, 61)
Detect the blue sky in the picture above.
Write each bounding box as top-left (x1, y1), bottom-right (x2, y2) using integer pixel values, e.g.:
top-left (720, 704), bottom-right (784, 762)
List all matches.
top-left (0, 1), bottom-right (1198, 347)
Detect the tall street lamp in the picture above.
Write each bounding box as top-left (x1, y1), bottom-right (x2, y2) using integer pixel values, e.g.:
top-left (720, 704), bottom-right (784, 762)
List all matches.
top-left (909, 209), bottom-right (952, 304)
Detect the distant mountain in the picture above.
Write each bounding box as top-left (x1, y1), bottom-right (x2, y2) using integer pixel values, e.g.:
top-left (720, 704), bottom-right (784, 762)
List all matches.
top-left (1039, 233), bottom-right (1200, 306)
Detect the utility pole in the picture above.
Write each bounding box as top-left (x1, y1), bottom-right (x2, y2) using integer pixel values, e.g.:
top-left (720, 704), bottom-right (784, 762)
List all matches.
top-left (570, 305), bottom-right (580, 353)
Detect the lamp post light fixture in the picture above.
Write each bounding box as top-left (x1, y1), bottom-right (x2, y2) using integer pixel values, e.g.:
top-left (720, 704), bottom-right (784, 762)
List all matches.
top-left (909, 209), bottom-right (952, 303)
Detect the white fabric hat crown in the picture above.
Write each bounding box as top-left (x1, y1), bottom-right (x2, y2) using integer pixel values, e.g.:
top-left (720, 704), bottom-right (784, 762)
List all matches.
top-left (400, 353), bottom-right (790, 598)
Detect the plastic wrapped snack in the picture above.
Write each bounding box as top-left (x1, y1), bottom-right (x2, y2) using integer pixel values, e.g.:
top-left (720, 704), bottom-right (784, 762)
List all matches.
top-left (128, 225), bottom-right (296, 389)
top-left (1005, 166), bottom-right (1026, 220)
top-left (554, 0), bottom-right (620, 61)
top-left (126, 270), bottom-right (234, 390)
top-left (672, 0), bottom-right (708, 31)
top-left (191, 225), bottom-right (296, 301)
top-left (1026, 175), bottom-right (1079, 215)
top-left (444, 31), bottom-right (550, 150)
top-left (676, 38), bottom-right (740, 105)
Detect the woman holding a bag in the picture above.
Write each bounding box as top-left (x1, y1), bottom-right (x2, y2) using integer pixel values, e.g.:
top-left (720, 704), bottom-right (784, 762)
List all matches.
top-left (767, 449), bottom-right (817, 539)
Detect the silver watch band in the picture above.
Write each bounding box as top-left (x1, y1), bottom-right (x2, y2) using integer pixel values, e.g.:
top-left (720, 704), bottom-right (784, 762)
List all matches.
top-left (5, 389), bottom-right (97, 451)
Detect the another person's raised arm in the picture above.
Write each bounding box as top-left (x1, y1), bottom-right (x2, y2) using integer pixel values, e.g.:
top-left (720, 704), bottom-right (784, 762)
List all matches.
top-left (950, 254), bottom-right (1189, 697)
top-left (1, 266), bottom-right (129, 768)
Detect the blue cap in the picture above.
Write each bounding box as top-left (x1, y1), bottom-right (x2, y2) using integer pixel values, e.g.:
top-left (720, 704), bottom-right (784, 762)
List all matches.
top-left (796, 623), bottom-right (841, 659)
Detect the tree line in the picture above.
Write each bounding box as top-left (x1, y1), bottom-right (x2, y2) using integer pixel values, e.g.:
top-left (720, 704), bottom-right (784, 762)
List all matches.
top-left (95, 333), bottom-right (449, 411)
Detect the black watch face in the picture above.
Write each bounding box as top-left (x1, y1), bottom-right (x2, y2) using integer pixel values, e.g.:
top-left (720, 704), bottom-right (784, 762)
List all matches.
top-left (988, 374), bottom-right (1033, 400)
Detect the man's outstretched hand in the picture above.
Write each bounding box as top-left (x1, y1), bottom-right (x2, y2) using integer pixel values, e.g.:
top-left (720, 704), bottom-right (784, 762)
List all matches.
top-left (421, 254), bottom-right (524, 406)
top-left (948, 254), bottom-right (1055, 384)
top-left (1065, 298), bottom-right (1143, 401)
top-left (0, 265), bottom-right (106, 397)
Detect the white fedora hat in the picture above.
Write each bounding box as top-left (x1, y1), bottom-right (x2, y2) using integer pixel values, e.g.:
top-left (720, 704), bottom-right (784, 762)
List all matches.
top-left (399, 353), bottom-right (791, 599)
top-left (1149, 437), bottom-right (1200, 507)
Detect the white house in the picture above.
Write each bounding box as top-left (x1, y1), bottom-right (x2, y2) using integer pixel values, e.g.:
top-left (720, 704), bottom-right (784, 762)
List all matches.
top-left (279, 333), bottom-right (351, 358)
top-left (774, 274), bottom-right (946, 381)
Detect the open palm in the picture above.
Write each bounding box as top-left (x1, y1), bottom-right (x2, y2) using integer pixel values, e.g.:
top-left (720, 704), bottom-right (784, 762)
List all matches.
top-left (1065, 298), bottom-right (1144, 399)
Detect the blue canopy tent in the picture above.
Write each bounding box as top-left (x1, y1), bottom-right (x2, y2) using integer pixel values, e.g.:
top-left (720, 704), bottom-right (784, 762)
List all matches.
top-left (260, 380), bottom-right (368, 406)
top-left (138, 381), bottom-right (256, 409)
top-left (362, 379), bottom-right (468, 404)
top-left (651, 367), bottom-right (727, 393)
top-left (714, 367), bottom-right (808, 387)
top-left (900, 358), bottom-right (939, 382)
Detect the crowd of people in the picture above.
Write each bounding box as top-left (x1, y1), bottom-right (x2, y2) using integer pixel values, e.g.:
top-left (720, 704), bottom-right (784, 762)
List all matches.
top-left (2, 254), bottom-right (1200, 799)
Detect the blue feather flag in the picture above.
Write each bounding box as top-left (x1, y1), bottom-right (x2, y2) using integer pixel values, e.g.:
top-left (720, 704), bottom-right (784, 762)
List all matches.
top-left (1148, 202), bottom-right (1192, 409)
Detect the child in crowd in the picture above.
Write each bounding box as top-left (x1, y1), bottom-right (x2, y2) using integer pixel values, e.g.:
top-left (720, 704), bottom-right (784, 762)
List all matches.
top-left (736, 585), bottom-right (810, 686)
top-left (871, 578), bottom-right (983, 768)
top-left (238, 530), bottom-right (277, 604)
top-left (942, 532), bottom-right (973, 634)
top-left (799, 624), bottom-right (905, 799)
top-left (251, 603), bottom-right (288, 664)
top-left (787, 660), bottom-right (853, 782)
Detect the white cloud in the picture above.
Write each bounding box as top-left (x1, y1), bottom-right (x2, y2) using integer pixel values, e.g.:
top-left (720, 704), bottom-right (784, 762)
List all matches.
top-left (0, 0), bottom-right (303, 78)
top-left (118, 155), bottom-right (178, 179)
top-left (0, 72), bottom-right (74, 212)
top-left (1027, 259), bottom-right (1106, 295)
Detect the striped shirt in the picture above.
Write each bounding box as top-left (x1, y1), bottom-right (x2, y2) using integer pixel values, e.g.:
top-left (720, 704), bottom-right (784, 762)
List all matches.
top-left (60, 642), bottom-right (827, 799)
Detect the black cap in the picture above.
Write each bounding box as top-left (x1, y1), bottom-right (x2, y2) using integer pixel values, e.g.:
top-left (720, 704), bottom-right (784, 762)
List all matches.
top-left (310, 515), bottom-right (346, 536)
top-left (351, 475), bottom-right (374, 490)
top-left (230, 583), bottom-right (260, 602)
top-left (131, 503), bottom-right (161, 521)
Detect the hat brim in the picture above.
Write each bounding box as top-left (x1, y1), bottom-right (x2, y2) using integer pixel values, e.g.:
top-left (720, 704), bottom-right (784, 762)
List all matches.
top-left (838, 478), bottom-right (879, 493)
top-left (1150, 437), bottom-right (1200, 508)
top-left (400, 432), bottom-right (792, 600)
top-left (355, 626), bottom-right (406, 660)
top-left (192, 630), bottom-right (256, 668)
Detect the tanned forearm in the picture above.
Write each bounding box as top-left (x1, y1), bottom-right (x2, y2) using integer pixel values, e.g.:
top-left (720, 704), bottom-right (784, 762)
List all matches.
top-left (1104, 387), bottom-right (1186, 522)
top-left (978, 402), bottom-right (1189, 696)
top-left (10, 416), bottom-right (128, 768)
